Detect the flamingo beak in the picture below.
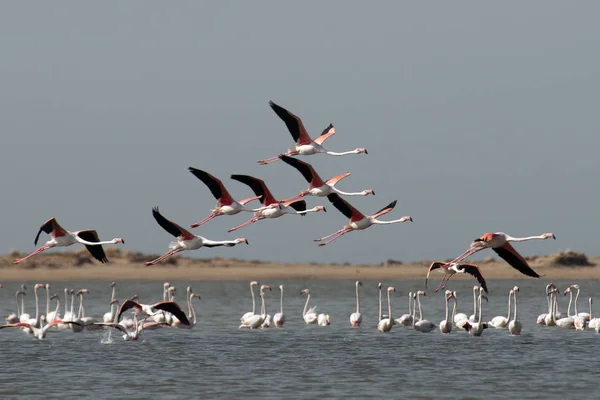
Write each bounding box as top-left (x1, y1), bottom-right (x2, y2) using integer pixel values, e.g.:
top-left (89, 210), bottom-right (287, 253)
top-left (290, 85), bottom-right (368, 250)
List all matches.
top-left (364, 149), bottom-right (368, 155)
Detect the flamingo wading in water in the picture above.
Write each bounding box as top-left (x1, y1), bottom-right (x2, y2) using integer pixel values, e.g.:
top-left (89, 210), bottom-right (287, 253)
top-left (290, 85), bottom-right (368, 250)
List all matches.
top-left (13, 218), bottom-right (124, 264)
top-left (187, 167), bottom-right (263, 228)
top-left (258, 101), bottom-right (367, 165)
top-left (144, 207), bottom-right (248, 266)
top-left (314, 194), bottom-right (412, 246)
top-left (350, 281), bottom-right (362, 327)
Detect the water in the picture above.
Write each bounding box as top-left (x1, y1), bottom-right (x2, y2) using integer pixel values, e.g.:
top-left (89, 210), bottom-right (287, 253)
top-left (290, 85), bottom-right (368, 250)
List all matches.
top-left (0, 278), bottom-right (598, 399)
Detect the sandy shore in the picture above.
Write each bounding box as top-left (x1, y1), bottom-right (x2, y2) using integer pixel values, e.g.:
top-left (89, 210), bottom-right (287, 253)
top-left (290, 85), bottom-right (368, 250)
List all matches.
top-left (1, 249), bottom-right (598, 282)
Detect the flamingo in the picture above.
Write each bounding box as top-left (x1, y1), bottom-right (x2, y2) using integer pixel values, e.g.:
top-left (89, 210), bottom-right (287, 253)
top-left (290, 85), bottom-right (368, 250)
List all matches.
top-left (461, 291), bottom-right (488, 336)
top-left (18, 284), bottom-right (29, 323)
top-left (315, 193), bottom-right (412, 246)
top-left (318, 313), bottom-right (330, 326)
top-left (6, 290), bottom-right (22, 324)
top-left (273, 285), bottom-right (286, 327)
top-left (451, 291), bottom-right (468, 326)
top-left (447, 232), bottom-right (556, 278)
top-left (565, 286), bottom-right (587, 330)
top-left (187, 167), bottom-right (263, 227)
top-left (395, 292), bottom-right (413, 326)
top-left (116, 298), bottom-right (191, 326)
top-left (468, 286), bottom-right (480, 322)
top-left (240, 281), bottom-right (260, 326)
top-left (239, 285), bottom-right (271, 329)
top-left (301, 289), bottom-right (318, 324)
top-left (24, 283), bottom-right (45, 330)
top-left (279, 155), bottom-right (374, 203)
top-left (537, 283), bottom-right (556, 325)
top-left (227, 175), bottom-right (326, 232)
top-left (570, 285), bottom-right (591, 321)
top-left (77, 289), bottom-right (102, 330)
top-left (588, 298), bottom-right (600, 330)
top-left (488, 289), bottom-right (513, 329)
top-left (93, 310), bottom-right (167, 341)
top-left (350, 281), bottom-right (362, 327)
top-left (174, 292), bottom-right (200, 329)
top-left (413, 291), bottom-right (436, 333)
top-left (44, 283), bottom-right (60, 323)
top-left (144, 207), bottom-right (249, 266)
top-left (425, 262), bottom-right (488, 293)
top-left (0, 319), bottom-right (82, 340)
top-left (440, 290), bottom-right (454, 334)
top-left (545, 288), bottom-right (558, 327)
top-left (102, 282), bottom-right (117, 323)
top-left (258, 100), bottom-right (367, 165)
top-left (508, 286), bottom-right (522, 335)
top-left (377, 283), bottom-right (388, 321)
top-left (377, 287), bottom-right (396, 333)
top-left (13, 217), bottom-right (124, 264)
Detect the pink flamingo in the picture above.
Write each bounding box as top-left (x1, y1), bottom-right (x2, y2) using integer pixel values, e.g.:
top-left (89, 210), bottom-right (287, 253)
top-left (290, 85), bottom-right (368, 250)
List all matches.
top-left (425, 262), bottom-right (488, 293)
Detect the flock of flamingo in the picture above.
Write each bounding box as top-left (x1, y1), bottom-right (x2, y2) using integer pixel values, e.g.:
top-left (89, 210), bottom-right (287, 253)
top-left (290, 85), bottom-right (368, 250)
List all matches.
top-left (3, 100), bottom-right (572, 339)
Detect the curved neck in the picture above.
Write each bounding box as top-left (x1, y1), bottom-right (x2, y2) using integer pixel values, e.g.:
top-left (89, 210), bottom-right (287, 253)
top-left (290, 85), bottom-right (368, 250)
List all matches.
top-left (279, 289), bottom-right (284, 314)
top-left (54, 298), bottom-right (60, 315)
top-left (355, 284), bottom-right (360, 314)
top-left (444, 296), bottom-right (450, 321)
top-left (387, 291), bottom-right (392, 320)
top-left (412, 297), bottom-right (417, 326)
top-left (507, 291), bottom-right (512, 320)
top-left (574, 289), bottom-right (580, 315)
top-left (260, 292), bottom-right (266, 317)
top-left (303, 294), bottom-right (311, 316)
top-left (451, 298), bottom-right (457, 320)
top-left (70, 293), bottom-right (75, 315)
top-left (189, 295), bottom-right (197, 325)
top-left (417, 294), bottom-right (423, 320)
top-left (250, 285), bottom-right (256, 314)
top-left (21, 290), bottom-right (26, 315)
top-left (513, 291), bottom-right (518, 321)
top-left (15, 291), bottom-right (21, 316)
top-left (567, 291), bottom-right (574, 316)
top-left (549, 293), bottom-right (555, 322)
top-left (546, 291), bottom-right (552, 314)
top-left (477, 295), bottom-right (483, 323)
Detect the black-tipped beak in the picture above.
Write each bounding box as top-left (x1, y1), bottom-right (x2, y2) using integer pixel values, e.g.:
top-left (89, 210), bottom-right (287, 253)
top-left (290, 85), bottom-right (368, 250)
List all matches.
top-left (553, 235), bottom-right (557, 240)
top-left (323, 207), bottom-right (327, 212)
top-left (364, 149), bottom-right (368, 155)
top-left (372, 191), bottom-right (375, 196)
top-left (245, 239), bottom-right (250, 245)
top-left (122, 239), bottom-right (126, 244)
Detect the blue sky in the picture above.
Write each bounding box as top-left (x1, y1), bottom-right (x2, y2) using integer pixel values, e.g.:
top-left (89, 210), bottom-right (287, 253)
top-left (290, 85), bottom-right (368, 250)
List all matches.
top-left (2, 1), bottom-right (598, 264)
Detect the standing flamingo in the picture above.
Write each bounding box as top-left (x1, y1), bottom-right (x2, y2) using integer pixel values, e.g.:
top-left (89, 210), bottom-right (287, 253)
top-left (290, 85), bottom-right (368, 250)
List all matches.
top-left (273, 285), bottom-right (286, 327)
top-left (488, 289), bottom-right (513, 329)
top-left (350, 281), bottom-right (362, 327)
top-left (425, 261), bottom-right (488, 293)
top-left (239, 285), bottom-right (271, 329)
top-left (12, 217), bottom-right (125, 264)
top-left (187, 167), bottom-right (263, 227)
top-left (45, 283), bottom-right (60, 323)
top-left (537, 283), bottom-right (556, 325)
top-left (315, 194), bottom-right (412, 246)
top-left (301, 289), bottom-right (318, 324)
top-left (258, 101), bottom-right (367, 165)
top-left (461, 291), bottom-right (488, 336)
top-left (377, 287), bottom-right (396, 333)
top-left (103, 282), bottom-right (117, 323)
top-left (240, 281), bottom-right (260, 326)
top-left (144, 207), bottom-right (249, 266)
top-left (447, 232), bottom-right (556, 278)
top-left (395, 292), bottom-right (414, 326)
top-left (508, 286), bottom-right (522, 335)
top-left (227, 175), bottom-right (326, 232)
top-left (451, 291), bottom-right (468, 326)
top-left (6, 290), bottom-right (22, 324)
top-left (440, 290), bottom-right (454, 334)
top-left (413, 291), bottom-right (436, 333)
top-left (279, 155), bottom-right (374, 202)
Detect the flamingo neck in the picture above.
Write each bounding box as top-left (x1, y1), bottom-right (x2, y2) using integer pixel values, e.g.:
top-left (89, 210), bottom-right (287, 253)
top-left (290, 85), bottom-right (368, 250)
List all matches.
top-left (64, 289), bottom-right (69, 316)
top-left (412, 296), bottom-right (417, 327)
top-left (76, 237), bottom-right (119, 246)
top-left (21, 290), bottom-right (26, 316)
top-left (567, 291), bottom-right (573, 317)
top-left (505, 235), bottom-right (547, 242)
top-left (451, 297), bottom-right (457, 320)
top-left (589, 298), bottom-right (593, 319)
top-left (34, 286), bottom-right (41, 325)
top-left (444, 296), bottom-right (450, 322)
top-left (574, 289), bottom-right (580, 315)
top-left (417, 294), bottom-right (423, 321)
top-left (279, 289), bottom-right (284, 314)
top-left (70, 293), bottom-right (75, 316)
top-left (46, 286), bottom-right (50, 317)
top-left (303, 294), bottom-right (311, 316)
top-left (189, 294), bottom-right (197, 325)
top-left (513, 291), bottom-right (518, 321)
top-left (15, 291), bottom-right (21, 316)
top-left (250, 284), bottom-right (256, 314)
top-left (472, 289), bottom-right (478, 318)
top-left (507, 291), bottom-right (512, 321)
top-left (549, 293), bottom-right (555, 323)
top-left (324, 149), bottom-right (358, 156)
top-left (110, 301), bottom-right (120, 322)
top-left (355, 284), bottom-right (360, 314)
top-left (54, 298), bottom-right (60, 316)
top-left (378, 287), bottom-right (382, 321)
top-left (387, 291), bottom-right (392, 321)
top-left (260, 292), bottom-right (266, 317)
top-left (78, 295), bottom-right (84, 319)
top-left (477, 295), bottom-right (483, 324)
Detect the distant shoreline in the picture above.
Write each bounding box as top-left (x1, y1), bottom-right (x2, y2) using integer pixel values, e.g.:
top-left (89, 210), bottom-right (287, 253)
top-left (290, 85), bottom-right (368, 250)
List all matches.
top-left (1, 248), bottom-right (598, 281)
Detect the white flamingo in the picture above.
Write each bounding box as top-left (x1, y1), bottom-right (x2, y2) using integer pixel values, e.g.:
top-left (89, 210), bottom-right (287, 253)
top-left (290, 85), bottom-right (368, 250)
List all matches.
top-left (45, 283), bottom-right (59, 323)
top-left (301, 289), bottom-right (318, 324)
top-left (588, 298), bottom-right (600, 330)
top-left (273, 285), bottom-right (286, 328)
top-left (508, 286), bottom-right (522, 335)
top-left (174, 291), bottom-right (201, 329)
top-left (566, 286), bottom-right (587, 330)
top-left (537, 283), bottom-right (555, 325)
top-left (395, 292), bottom-right (413, 326)
top-left (556, 287), bottom-right (576, 329)
top-left (488, 288), bottom-right (513, 329)
top-left (18, 284), bottom-right (30, 323)
top-left (6, 290), bottom-right (22, 324)
top-left (570, 285), bottom-right (590, 321)
top-left (239, 285), bottom-right (271, 329)
top-left (240, 281), bottom-right (260, 326)
top-left (460, 291), bottom-right (488, 336)
top-left (440, 290), bottom-right (454, 334)
top-left (452, 291), bottom-right (468, 327)
top-left (414, 291), bottom-right (436, 333)
top-left (350, 281), bottom-right (362, 327)
top-left (468, 286), bottom-right (480, 322)
top-left (377, 287), bottom-right (396, 333)
top-left (103, 282), bottom-right (117, 323)
top-left (25, 283), bottom-right (45, 330)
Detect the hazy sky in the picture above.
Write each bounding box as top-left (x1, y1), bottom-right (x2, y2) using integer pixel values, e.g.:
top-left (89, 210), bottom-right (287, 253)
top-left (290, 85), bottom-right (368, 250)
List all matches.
top-left (2, 2), bottom-right (599, 265)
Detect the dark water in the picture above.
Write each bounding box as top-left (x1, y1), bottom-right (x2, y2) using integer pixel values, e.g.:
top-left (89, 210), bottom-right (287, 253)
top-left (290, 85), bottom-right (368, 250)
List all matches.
top-left (0, 278), bottom-right (598, 399)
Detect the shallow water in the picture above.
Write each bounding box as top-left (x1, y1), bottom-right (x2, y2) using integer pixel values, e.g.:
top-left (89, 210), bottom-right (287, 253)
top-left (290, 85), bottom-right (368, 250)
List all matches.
top-left (0, 278), bottom-right (598, 399)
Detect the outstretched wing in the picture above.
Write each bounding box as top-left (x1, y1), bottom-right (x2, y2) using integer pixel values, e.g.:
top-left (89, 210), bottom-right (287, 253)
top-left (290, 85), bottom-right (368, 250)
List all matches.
top-left (269, 101), bottom-right (313, 145)
top-left (279, 155), bottom-right (324, 187)
top-left (425, 262), bottom-right (445, 288)
top-left (91, 322), bottom-right (128, 333)
top-left (77, 230), bottom-right (109, 263)
top-left (188, 167), bottom-right (235, 205)
top-left (371, 200), bottom-right (397, 218)
top-left (313, 124), bottom-right (335, 145)
top-left (326, 194), bottom-right (364, 222)
top-left (152, 207), bottom-right (194, 239)
top-left (153, 301), bottom-right (191, 326)
top-left (35, 217), bottom-right (66, 245)
top-left (117, 299), bottom-right (142, 322)
top-left (493, 244), bottom-right (541, 278)
top-left (458, 264), bottom-right (489, 293)
top-left (230, 175), bottom-right (278, 206)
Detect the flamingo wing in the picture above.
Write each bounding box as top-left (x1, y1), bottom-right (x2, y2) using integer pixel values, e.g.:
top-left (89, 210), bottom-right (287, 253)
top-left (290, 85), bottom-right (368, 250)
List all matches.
top-left (425, 262), bottom-right (445, 288)
top-left (76, 230), bottom-right (109, 263)
top-left (269, 101), bottom-right (313, 145)
top-left (371, 200), bottom-right (397, 218)
top-left (326, 194), bottom-right (364, 222)
top-left (117, 299), bottom-right (142, 322)
top-left (151, 207), bottom-right (194, 240)
top-left (279, 155), bottom-right (324, 187)
top-left (492, 244), bottom-right (541, 278)
top-left (188, 167), bottom-right (235, 205)
top-left (230, 175), bottom-right (278, 206)
top-left (91, 322), bottom-right (128, 333)
top-left (324, 172), bottom-right (351, 186)
top-left (287, 200), bottom-right (307, 215)
top-left (35, 217), bottom-right (65, 245)
top-left (153, 301), bottom-right (191, 326)
top-left (458, 264), bottom-right (489, 293)
top-left (313, 124), bottom-right (335, 145)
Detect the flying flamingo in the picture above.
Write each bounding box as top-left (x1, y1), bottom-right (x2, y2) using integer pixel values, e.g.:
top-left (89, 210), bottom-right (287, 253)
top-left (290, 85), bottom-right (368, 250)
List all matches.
top-left (273, 285), bottom-right (286, 328)
top-left (377, 287), bottom-right (396, 333)
top-left (227, 175), bottom-right (325, 232)
top-left (258, 101), bottom-right (367, 165)
top-left (116, 298), bottom-right (191, 326)
top-left (446, 232), bottom-right (556, 278)
top-left (350, 280), bottom-right (362, 327)
top-left (314, 193), bottom-right (412, 246)
top-left (187, 167), bottom-right (263, 227)
top-left (144, 207), bottom-right (249, 266)
top-left (425, 262), bottom-right (488, 293)
top-left (13, 218), bottom-right (125, 264)
top-left (93, 310), bottom-right (167, 341)
top-left (278, 155), bottom-right (374, 202)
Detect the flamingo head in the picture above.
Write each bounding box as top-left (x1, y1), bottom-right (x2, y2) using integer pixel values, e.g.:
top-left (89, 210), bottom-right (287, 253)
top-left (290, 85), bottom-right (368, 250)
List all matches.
top-left (365, 189), bottom-right (375, 196)
top-left (278, 285), bottom-right (284, 291)
top-left (163, 282), bottom-right (171, 288)
top-left (17, 291), bottom-right (26, 297)
top-left (315, 206), bottom-right (326, 212)
top-left (543, 233), bottom-right (556, 240)
top-left (300, 289), bottom-right (310, 295)
top-left (564, 287), bottom-right (571, 296)
top-left (77, 289), bottom-right (89, 295)
top-left (547, 288), bottom-right (558, 296)
top-left (34, 283), bottom-right (45, 289)
top-left (168, 286), bottom-right (176, 294)
top-left (400, 216), bottom-right (413, 222)
top-left (388, 287), bottom-right (396, 292)
top-left (299, 189), bottom-right (310, 197)
top-left (113, 238), bottom-right (125, 244)
top-left (452, 291), bottom-right (458, 298)
top-left (236, 238), bottom-right (249, 245)
top-left (417, 290), bottom-right (426, 296)
top-left (110, 299), bottom-right (119, 305)
top-left (473, 285), bottom-right (480, 291)
top-left (130, 294), bottom-right (139, 301)
top-left (261, 285), bottom-right (271, 293)
top-left (356, 281), bottom-right (362, 287)
top-left (50, 293), bottom-right (59, 300)
top-left (192, 293), bottom-right (201, 299)
top-left (355, 148), bottom-right (368, 155)
top-left (250, 281), bottom-right (259, 286)
top-left (513, 286), bottom-right (520, 292)
top-left (377, 282), bottom-right (382, 289)
top-left (69, 289), bottom-right (75, 295)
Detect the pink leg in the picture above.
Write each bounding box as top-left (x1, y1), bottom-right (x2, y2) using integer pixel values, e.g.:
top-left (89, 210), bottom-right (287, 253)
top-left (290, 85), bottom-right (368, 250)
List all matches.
top-left (317, 230), bottom-right (350, 246)
top-left (144, 249), bottom-right (182, 266)
top-left (440, 275), bottom-right (455, 291)
top-left (258, 152), bottom-right (293, 165)
top-left (281, 193), bottom-right (304, 203)
top-left (314, 228), bottom-right (346, 242)
top-left (190, 213), bottom-right (217, 228)
top-left (432, 272), bottom-right (448, 292)
top-left (13, 244), bottom-right (55, 264)
top-left (228, 217), bottom-right (260, 232)
top-left (450, 247), bottom-right (484, 264)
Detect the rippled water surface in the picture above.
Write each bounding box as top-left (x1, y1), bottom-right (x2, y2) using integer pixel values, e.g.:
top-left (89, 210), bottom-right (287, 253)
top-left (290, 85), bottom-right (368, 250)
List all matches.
top-left (0, 278), bottom-right (599, 399)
